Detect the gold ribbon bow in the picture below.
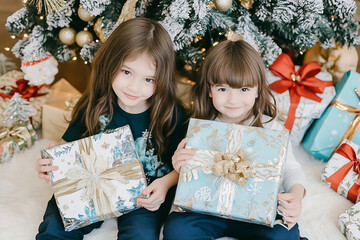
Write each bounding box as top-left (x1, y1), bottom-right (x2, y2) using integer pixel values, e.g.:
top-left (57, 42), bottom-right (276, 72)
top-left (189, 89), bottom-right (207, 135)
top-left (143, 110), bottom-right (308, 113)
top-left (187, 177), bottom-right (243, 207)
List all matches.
top-left (331, 88), bottom-right (360, 156)
top-left (52, 138), bottom-right (144, 220)
top-left (211, 150), bottom-right (255, 186)
top-left (0, 123), bottom-right (33, 148)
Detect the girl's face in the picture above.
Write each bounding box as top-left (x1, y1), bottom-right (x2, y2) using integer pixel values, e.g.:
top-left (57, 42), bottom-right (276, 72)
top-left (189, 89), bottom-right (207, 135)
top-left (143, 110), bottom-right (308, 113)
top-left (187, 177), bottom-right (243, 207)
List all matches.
top-left (210, 84), bottom-right (258, 123)
top-left (112, 53), bottom-right (156, 114)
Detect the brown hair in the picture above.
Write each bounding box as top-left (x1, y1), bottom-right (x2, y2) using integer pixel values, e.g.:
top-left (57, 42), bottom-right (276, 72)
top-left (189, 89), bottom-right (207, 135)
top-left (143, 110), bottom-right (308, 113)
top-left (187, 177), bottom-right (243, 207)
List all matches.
top-left (71, 17), bottom-right (178, 157)
top-left (192, 40), bottom-right (276, 127)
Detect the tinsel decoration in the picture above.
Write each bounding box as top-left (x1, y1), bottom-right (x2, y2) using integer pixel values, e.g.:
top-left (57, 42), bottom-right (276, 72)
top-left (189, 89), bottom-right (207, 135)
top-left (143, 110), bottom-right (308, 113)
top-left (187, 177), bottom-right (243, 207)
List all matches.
top-left (116, 0), bottom-right (139, 26)
top-left (29, 0), bottom-right (66, 16)
top-left (214, 0), bottom-right (232, 12)
top-left (240, 0), bottom-right (253, 9)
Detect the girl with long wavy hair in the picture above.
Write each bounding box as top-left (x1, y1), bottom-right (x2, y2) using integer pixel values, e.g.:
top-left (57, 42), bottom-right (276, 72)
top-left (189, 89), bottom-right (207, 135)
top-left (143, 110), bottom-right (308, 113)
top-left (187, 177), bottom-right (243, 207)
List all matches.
top-left (36, 17), bottom-right (187, 240)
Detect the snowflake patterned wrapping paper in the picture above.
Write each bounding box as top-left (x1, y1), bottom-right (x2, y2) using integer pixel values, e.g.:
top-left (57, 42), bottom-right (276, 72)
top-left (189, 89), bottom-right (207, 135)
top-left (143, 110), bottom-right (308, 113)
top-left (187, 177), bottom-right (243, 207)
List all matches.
top-left (174, 118), bottom-right (289, 227)
top-left (321, 140), bottom-right (360, 203)
top-left (266, 53), bottom-right (335, 144)
top-left (41, 125), bottom-right (147, 231)
top-left (338, 202), bottom-right (360, 240)
top-left (303, 70), bottom-right (360, 161)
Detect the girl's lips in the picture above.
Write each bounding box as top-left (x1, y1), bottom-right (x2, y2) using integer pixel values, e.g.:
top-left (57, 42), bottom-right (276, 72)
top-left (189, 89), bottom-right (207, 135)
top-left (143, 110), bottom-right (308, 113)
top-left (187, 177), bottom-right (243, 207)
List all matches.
top-left (123, 92), bottom-right (139, 100)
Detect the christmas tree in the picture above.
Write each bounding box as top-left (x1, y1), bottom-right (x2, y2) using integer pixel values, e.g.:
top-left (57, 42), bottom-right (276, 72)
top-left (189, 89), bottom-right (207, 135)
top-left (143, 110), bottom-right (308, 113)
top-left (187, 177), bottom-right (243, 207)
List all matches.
top-left (6, 0), bottom-right (360, 80)
top-left (4, 92), bottom-right (36, 127)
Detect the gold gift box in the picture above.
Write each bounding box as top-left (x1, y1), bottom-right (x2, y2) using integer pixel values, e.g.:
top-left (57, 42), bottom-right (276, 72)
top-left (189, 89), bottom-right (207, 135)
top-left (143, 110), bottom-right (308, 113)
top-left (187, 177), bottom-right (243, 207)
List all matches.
top-left (42, 78), bottom-right (81, 142)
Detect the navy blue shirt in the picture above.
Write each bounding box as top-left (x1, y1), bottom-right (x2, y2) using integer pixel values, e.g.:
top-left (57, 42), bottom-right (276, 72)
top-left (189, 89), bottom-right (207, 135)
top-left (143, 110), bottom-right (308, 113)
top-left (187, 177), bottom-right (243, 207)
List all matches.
top-left (62, 102), bottom-right (188, 182)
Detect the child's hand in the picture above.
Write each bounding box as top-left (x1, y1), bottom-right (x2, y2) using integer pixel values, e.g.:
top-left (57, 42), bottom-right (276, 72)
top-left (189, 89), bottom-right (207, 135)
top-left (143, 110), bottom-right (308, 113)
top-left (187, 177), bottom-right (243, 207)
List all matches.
top-left (35, 143), bottom-right (59, 184)
top-left (172, 138), bottom-right (196, 173)
top-left (277, 193), bottom-right (302, 230)
top-left (136, 178), bottom-right (168, 211)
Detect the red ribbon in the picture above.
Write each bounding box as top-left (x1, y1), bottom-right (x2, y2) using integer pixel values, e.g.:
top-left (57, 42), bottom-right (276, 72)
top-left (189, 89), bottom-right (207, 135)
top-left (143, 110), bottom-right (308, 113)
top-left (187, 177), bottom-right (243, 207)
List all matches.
top-left (326, 143), bottom-right (360, 202)
top-left (0, 79), bottom-right (50, 100)
top-left (269, 53), bottom-right (334, 131)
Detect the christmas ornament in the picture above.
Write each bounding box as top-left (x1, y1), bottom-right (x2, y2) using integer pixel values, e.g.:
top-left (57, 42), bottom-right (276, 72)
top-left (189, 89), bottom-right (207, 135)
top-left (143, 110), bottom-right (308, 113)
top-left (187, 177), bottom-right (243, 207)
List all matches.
top-left (214, 0), bottom-right (232, 11)
top-left (94, 17), bottom-right (107, 43)
top-left (76, 29), bottom-right (93, 47)
top-left (59, 27), bottom-right (76, 45)
top-left (116, 0), bottom-right (138, 26)
top-left (29, 0), bottom-right (66, 16)
top-left (78, 4), bottom-right (96, 22)
top-left (226, 30), bottom-right (243, 42)
top-left (21, 54), bottom-right (58, 86)
top-left (240, 0), bottom-right (254, 9)
top-left (304, 42), bottom-right (358, 85)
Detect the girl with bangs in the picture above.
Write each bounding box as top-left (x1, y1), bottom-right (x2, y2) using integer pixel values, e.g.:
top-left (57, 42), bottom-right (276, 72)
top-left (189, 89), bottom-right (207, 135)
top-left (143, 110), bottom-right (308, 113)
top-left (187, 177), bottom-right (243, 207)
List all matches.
top-left (36, 17), bottom-right (187, 240)
top-left (164, 40), bottom-right (307, 240)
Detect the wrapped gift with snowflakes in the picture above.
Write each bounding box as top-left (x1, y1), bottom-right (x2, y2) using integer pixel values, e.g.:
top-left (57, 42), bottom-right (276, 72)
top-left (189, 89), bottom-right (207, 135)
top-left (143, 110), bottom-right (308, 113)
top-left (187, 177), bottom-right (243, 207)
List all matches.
top-left (42, 78), bottom-right (81, 142)
top-left (303, 70), bottom-right (360, 161)
top-left (0, 121), bottom-right (37, 163)
top-left (174, 118), bottom-right (289, 227)
top-left (266, 53), bottom-right (335, 144)
top-left (321, 140), bottom-right (360, 203)
top-left (41, 125), bottom-right (147, 231)
top-left (0, 70), bottom-right (51, 129)
top-left (338, 202), bottom-right (360, 240)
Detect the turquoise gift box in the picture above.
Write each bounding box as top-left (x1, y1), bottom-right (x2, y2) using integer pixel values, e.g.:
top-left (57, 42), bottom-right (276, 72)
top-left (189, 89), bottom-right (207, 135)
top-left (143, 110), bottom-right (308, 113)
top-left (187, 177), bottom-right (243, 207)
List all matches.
top-left (41, 125), bottom-right (147, 231)
top-left (303, 70), bottom-right (360, 161)
top-left (174, 118), bottom-right (289, 227)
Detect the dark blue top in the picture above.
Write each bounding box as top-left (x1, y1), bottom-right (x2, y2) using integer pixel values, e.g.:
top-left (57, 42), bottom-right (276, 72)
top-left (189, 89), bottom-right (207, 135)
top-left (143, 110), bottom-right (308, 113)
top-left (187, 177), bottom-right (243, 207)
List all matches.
top-left (62, 102), bottom-right (188, 183)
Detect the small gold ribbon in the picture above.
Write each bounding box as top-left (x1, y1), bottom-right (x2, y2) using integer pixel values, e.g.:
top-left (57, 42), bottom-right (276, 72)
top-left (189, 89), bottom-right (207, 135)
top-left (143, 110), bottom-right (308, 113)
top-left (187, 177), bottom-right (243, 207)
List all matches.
top-left (51, 138), bottom-right (144, 220)
top-left (0, 123), bottom-right (33, 148)
top-left (211, 150), bottom-right (255, 186)
top-left (331, 88), bottom-right (360, 156)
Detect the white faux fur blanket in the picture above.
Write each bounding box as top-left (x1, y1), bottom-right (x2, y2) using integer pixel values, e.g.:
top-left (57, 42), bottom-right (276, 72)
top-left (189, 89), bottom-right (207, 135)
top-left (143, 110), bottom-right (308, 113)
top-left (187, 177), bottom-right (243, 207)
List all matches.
top-left (0, 139), bottom-right (353, 240)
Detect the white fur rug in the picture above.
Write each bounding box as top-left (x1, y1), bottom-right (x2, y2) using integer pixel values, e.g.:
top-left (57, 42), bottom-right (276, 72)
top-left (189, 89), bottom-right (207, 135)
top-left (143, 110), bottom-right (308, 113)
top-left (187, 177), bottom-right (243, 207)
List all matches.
top-left (0, 139), bottom-right (354, 240)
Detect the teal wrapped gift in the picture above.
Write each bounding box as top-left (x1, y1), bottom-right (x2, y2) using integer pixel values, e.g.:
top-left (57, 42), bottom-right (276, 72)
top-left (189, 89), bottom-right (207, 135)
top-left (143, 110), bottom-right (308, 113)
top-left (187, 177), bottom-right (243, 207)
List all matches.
top-left (174, 118), bottom-right (289, 227)
top-left (303, 70), bottom-right (360, 161)
top-left (41, 125), bottom-right (147, 231)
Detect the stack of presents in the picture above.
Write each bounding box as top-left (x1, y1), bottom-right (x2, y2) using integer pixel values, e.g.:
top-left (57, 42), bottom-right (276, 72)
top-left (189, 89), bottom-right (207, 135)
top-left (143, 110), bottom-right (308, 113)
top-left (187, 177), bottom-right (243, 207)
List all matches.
top-left (1, 52), bottom-right (360, 238)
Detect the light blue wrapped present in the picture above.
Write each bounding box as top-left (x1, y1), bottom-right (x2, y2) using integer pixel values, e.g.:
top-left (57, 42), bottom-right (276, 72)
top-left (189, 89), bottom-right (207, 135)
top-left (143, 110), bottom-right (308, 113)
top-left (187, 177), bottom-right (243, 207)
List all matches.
top-left (174, 118), bottom-right (289, 227)
top-left (303, 70), bottom-right (360, 161)
top-left (41, 125), bottom-right (147, 231)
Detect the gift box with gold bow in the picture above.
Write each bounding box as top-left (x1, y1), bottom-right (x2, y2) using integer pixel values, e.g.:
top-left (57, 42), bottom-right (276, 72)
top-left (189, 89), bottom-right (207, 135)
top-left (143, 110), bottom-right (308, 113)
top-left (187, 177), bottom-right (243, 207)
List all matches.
top-left (303, 70), bottom-right (360, 161)
top-left (41, 125), bottom-right (146, 231)
top-left (0, 70), bottom-right (51, 129)
top-left (42, 78), bottom-right (81, 142)
top-left (321, 140), bottom-right (360, 203)
top-left (338, 202), bottom-right (360, 240)
top-left (266, 53), bottom-right (335, 144)
top-left (0, 121), bottom-right (37, 163)
top-left (174, 118), bottom-right (289, 227)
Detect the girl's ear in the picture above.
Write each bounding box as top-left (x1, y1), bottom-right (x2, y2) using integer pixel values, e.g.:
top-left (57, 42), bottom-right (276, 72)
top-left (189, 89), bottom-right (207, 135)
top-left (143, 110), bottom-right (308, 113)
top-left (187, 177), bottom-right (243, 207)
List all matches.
top-left (209, 91), bottom-right (212, 98)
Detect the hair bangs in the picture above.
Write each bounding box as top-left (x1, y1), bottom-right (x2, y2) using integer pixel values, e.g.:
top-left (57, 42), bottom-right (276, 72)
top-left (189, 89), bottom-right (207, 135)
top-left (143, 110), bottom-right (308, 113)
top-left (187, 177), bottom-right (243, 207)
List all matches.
top-left (207, 53), bottom-right (259, 89)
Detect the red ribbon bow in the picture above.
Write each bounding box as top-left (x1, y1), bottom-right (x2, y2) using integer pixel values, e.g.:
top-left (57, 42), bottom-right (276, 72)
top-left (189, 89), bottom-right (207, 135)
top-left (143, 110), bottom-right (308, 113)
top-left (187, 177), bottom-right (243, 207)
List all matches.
top-left (269, 53), bottom-right (334, 131)
top-left (0, 79), bottom-right (50, 100)
top-left (326, 143), bottom-right (360, 203)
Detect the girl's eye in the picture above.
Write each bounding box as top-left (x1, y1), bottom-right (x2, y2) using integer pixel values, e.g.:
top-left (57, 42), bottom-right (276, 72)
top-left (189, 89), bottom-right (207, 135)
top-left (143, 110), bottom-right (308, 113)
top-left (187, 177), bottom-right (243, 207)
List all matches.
top-left (145, 78), bottom-right (154, 83)
top-left (240, 88), bottom-right (250, 92)
top-left (217, 87), bottom-right (227, 92)
top-left (122, 70), bottom-right (131, 75)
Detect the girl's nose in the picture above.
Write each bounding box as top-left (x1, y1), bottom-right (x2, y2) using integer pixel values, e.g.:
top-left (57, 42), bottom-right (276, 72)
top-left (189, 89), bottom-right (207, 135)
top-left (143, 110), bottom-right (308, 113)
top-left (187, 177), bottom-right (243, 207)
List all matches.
top-left (127, 78), bottom-right (140, 92)
top-left (228, 91), bottom-right (239, 104)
